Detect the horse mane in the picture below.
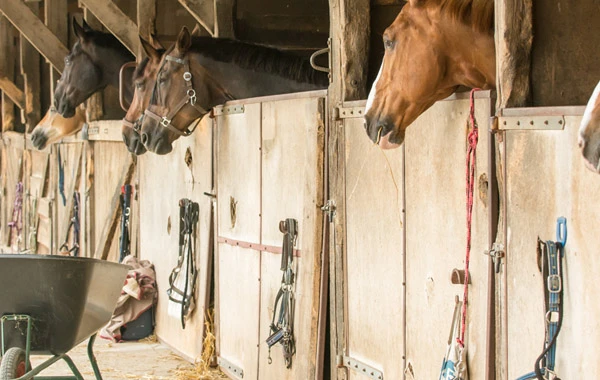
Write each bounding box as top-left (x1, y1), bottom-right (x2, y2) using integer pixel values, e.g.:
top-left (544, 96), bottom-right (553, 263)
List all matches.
top-left (85, 30), bottom-right (135, 59)
top-left (438, 0), bottom-right (494, 34)
top-left (186, 37), bottom-right (328, 86)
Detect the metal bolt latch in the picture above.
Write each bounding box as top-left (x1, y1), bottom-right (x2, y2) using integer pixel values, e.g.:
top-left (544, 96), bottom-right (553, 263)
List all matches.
top-left (485, 243), bottom-right (505, 273)
top-left (321, 200), bottom-right (336, 222)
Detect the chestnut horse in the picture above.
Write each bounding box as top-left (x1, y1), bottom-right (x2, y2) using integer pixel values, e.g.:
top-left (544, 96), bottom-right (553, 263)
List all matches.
top-left (139, 26), bottom-right (328, 155)
top-left (122, 37), bottom-right (165, 155)
top-left (31, 106), bottom-right (86, 150)
top-left (54, 18), bottom-right (134, 118)
top-left (364, 0), bottom-right (495, 149)
top-left (578, 80), bottom-right (600, 172)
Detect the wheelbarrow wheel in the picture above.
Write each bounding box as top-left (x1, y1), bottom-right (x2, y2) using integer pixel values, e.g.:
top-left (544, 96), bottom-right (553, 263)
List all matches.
top-left (0, 347), bottom-right (27, 379)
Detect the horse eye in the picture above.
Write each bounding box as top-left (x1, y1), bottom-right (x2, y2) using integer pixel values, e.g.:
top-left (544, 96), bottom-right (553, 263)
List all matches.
top-left (383, 39), bottom-right (395, 50)
top-left (135, 82), bottom-right (144, 90)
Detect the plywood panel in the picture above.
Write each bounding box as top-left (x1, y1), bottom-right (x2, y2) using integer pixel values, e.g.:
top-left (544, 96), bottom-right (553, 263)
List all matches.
top-left (258, 96), bottom-right (324, 379)
top-left (404, 94), bottom-right (492, 379)
top-left (138, 117), bottom-right (213, 361)
top-left (344, 115), bottom-right (405, 380)
top-left (504, 114), bottom-right (600, 378)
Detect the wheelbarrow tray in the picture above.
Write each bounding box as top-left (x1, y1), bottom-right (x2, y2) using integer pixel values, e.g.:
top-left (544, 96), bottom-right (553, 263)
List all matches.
top-left (0, 254), bottom-right (129, 355)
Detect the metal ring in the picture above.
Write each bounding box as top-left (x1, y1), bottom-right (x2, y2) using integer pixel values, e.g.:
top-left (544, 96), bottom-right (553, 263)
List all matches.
top-left (183, 71), bottom-right (192, 81)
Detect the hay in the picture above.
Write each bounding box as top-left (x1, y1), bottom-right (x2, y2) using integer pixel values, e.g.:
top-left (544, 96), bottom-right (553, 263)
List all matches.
top-left (174, 309), bottom-right (226, 380)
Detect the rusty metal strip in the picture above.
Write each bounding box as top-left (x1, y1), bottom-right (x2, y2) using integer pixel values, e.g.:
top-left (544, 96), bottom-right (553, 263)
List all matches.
top-left (217, 357), bottom-right (243, 379)
top-left (217, 236), bottom-right (300, 257)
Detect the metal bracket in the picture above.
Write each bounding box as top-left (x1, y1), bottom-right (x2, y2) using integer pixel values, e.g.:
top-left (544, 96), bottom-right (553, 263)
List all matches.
top-left (342, 356), bottom-right (384, 380)
top-left (213, 105), bottom-right (245, 116)
top-left (217, 357), bottom-right (244, 379)
top-left (498, 115), bottom-right (565, 130)
top-left (321, 200), bottom-right (336, 222)
top-left (485, 243), bottom-right (505, 273)
top-left (336, 106), bottom-right (365, 119)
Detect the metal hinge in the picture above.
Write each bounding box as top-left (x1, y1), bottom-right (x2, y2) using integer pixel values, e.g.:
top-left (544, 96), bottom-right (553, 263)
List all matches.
top-left (213, 105), bottom-right (245, 117)
top-left (485, 243), bottom-right (505, 273)
top-left (497, 115), bottom-right (565, 130)
top-left (217, 357), bottom-right (244, 379)
top-left (339, 355), bottom-right (384, 380)
top-left (321, 200), bottom-right (336, 222)
top-left (335, 106), bottom-right (365, 120)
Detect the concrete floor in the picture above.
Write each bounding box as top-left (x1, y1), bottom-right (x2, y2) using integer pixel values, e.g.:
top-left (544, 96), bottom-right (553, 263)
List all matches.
top-left (29, 338), bottom-right (227, 379)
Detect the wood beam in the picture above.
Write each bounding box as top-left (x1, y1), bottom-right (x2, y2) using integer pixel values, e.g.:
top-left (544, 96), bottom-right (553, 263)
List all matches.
top-left (0, 0), bottom-right (69, 73)
top-left (20, 1), bottom-right (41, 132)
top-left (214, 0), bottom-right (234, 38)
top-left (137, 0), bottom-right (156, 60)
top-left (78, 0), bottom-right (141, 58)
top-left (45, 0), bottom-right (68, 100)
top-left (0, 76), bottom-right (25, 110)
top-left (178, 0), bottom-right (215, 36)
top-left (0, 15), bottom-right (17, 131)
top-left (495, 0), bottom-right (532, 109)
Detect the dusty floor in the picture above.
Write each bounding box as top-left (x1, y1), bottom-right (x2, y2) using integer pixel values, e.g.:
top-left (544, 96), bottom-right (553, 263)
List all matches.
top-left (29, 337), bottom-right (227, 379)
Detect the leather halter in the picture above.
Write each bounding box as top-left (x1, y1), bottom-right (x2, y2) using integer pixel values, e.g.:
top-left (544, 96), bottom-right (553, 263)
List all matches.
top-left (144, 55), bottom-right (209, 137)
top-left (122, 115), bottom-right (142, 132)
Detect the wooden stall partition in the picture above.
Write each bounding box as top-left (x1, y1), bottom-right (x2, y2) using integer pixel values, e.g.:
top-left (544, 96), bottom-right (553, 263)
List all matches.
top-left (496, 106), bottom-right (600, 378)
top-left (341, 100), bottom-right (405, 380)
top-left (0, 132), bottom-right (24, 250)
top-left (138, 117), bottom-right (213, 361)
top-left (215, 91), bottom-right (326, 380)
top-left (25, 148), bottom-right (50, 253)
top-left (403, 91), bottom-right (493, 379)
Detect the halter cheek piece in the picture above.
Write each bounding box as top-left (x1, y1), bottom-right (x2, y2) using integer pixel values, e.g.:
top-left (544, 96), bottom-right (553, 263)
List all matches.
top-left (144, 55), bottom-right (209, 137)
top-left (122, 115), bottom-right (143, 133)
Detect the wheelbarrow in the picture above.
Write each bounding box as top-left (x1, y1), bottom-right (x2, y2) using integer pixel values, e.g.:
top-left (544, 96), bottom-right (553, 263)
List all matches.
top-left (0, 254), bottom-right (129, 379)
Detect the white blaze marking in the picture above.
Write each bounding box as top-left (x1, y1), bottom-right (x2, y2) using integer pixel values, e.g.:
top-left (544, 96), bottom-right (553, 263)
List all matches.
top-left (365, 63), bottom-right (383, 114)
top-left (580, 80), bottom-right (600, 137)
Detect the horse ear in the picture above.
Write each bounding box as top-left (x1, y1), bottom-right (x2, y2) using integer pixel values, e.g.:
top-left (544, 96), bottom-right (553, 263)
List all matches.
top-left (73, 17), bottom-right (87, 40)
top-left (140, 36), bottom-right (161, 61)
top-left (81, 18), bottom-right (94, 32)
top-left (175, 26), bottom-right (192, 53)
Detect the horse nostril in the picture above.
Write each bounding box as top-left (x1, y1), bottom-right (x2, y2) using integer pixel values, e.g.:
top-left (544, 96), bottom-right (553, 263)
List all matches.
top-left (141, 133), bottom-right (148, 145)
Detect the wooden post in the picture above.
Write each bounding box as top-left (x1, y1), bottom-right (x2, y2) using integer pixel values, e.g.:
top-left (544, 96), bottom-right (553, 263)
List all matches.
top-left (45, 0), bottom-right (68, 101)
top-left (178, 0), bottom-right (215, 36)
top-left (0, 16), bottom-right (16, 132)
top-left (494, 0), bottom-right (532, 109)
top-left (214, 0), bottom-right (234, 38)
top-left (137, 0), bottom-right (157, 60)
top-left (20, 1), bottom-right (41, 132)
top-left (327, 0), bottom-right (370, 378)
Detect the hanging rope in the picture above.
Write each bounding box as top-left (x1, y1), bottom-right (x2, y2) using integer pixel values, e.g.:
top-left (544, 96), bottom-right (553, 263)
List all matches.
top-left (8, 182), bottom-right (24, 248)
top-left (458, 88), bottom-right (480, 348)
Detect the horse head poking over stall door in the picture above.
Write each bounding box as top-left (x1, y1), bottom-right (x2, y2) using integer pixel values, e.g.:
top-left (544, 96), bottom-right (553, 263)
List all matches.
top-left (579, 80), bottom-right (600, 173)
top-left (364, 0), bottom-right (495, 149)
top-left (30, 106), bottom-right (86, 150)
top-left (139, 26), bottom-right (328, 155)
top-left (54, 17), bottom-right (134, 118)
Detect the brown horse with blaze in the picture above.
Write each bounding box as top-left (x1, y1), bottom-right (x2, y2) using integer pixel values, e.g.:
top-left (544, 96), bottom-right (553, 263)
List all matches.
top-left (364, 0), bottom-right (496, 149)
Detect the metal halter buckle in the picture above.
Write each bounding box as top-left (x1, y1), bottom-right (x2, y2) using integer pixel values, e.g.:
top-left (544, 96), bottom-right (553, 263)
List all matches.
top-left (547, 274), bottom-right (561, 293)
top-left (183, 71), bottom-right (192, 81)
top-left (160, 117), bottom-right (171, 127)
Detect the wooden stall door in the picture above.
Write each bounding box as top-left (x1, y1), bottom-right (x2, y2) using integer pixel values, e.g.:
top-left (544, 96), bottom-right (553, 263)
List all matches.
top-left (500, 108), bottom-right (600, 378)
top-left (342, 102), bottom-right (405, 380)
top-left (216, 91), bottom-right (326, 380)
top-left (138, 118), bottom-right (213, 361)
top-left (404, 92), bottom-right (492, 379)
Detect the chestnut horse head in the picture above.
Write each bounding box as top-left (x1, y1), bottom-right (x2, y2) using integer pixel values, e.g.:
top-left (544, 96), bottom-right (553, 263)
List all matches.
top-left (579, 80), bottom-right (600, 173)
top-left (31, 106), bottom-right (86, 150)
top-left (364, 0), bottom-right (496, 149)
top-left (121, 37), bottom-right (165, 155)
top-left (140, 26), bottom-right (327, 155)
top-left (54, 17), bottom-right (134, 118)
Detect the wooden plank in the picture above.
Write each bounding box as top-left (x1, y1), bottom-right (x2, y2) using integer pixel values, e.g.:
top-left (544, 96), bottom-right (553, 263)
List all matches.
top-left (214, 0), bottom-right (234, 38)
top-left (504, 115), bottom-right (600, 378)
top-left (0, 0), bottom-right (69, 73)
top-left (0, 15), bottom-right (16, 131)
top-left (178, 0), bottom-right (214, 36)
top-left (343, 115), bottom-right (405, 380)
top-left (0, 76), bottom-right (25, 110)
top-left (20, 0), bottom-right (41, 132)
top-left (87, 120), bottom-right (125, 142)
top-left (257, 96), bottom-right (325, 379)
top-left (403, 95), bottom-right (492, 379)
top-left (137, 0), bottom-right (156, 59)
top-left (494, 0), bottom-right (532, 108)
top-left (79, 0), bottom-right (141, 57)
top-left (45, 0), bottom-right (68, 98)
top-left (95, 155), bottom-right (135, 260)
top-left (137, 117), bottom-right (213, 359)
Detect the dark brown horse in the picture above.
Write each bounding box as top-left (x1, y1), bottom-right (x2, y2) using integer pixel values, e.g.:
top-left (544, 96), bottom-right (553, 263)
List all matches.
top-left (364, 0), bottom-right (495, 149)
top-left (139, 26), bottom-right (328, 155)
top-left (121, 37), bottom-right (165, 155)
top-left (54, 18), bottom-right (135, 118)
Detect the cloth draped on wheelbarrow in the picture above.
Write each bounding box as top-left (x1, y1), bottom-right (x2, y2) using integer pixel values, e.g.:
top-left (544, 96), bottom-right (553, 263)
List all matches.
top-left (100, 255), bottom-right (157, 342)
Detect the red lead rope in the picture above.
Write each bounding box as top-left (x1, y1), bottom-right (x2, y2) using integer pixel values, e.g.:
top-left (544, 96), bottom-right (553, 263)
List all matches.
top-left (458, 88), bottom-right (480, 348)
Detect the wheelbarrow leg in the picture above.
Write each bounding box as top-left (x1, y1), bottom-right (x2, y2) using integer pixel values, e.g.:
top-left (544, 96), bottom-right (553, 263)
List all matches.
top-left (87, 334), bottom-right (103, 380)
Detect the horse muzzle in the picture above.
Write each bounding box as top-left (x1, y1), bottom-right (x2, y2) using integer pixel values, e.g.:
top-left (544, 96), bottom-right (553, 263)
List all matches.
top-left (364, 115), bottom-right (403, 149)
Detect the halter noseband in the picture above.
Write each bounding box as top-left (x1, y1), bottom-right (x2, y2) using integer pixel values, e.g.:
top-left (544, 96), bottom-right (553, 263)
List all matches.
top-left (122, 115), bottom-right (143, 132)
top-left (144, 55), bottom-right (209, 137)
